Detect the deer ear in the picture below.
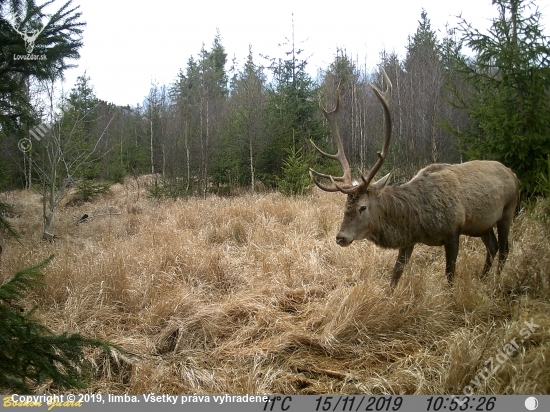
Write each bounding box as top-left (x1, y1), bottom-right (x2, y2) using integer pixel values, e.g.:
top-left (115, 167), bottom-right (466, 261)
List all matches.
top-left (370, 172), bottom-right (391, 193)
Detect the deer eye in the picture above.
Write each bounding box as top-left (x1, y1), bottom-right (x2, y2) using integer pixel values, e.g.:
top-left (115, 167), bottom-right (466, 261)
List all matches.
top-left (358, 206), bottom-right (367, 214)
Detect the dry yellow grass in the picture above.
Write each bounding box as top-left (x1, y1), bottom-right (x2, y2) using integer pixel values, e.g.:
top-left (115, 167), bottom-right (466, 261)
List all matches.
top-left (1, 177), bottom-right (549, 395)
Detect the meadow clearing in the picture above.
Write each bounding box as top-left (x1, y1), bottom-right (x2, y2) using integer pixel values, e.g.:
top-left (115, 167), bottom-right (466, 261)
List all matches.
top-left (1, 176), bottom-right (549, 394)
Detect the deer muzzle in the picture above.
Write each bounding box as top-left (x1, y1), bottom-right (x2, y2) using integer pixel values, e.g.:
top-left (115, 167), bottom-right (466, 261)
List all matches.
top-left (336, 235), bottom-right (353, 247)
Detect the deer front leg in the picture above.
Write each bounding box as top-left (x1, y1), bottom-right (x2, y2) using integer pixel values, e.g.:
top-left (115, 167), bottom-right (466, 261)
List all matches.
top-left (480, 228), bottom-right (498, 277)
top-left (391, 245), bottom-right (414, 288)
top-left (444, 232), bottom-right (461, 285)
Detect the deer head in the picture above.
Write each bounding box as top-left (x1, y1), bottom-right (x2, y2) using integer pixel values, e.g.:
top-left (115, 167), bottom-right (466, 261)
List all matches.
top-left (310, 69), bottom-right (392, 247)
top-left (13, 23), bottom-right (46, 54)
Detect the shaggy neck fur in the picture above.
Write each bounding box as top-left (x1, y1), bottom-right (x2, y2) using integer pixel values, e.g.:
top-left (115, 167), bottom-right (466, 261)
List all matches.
top-left (365, 186), bottom-right (423, 249)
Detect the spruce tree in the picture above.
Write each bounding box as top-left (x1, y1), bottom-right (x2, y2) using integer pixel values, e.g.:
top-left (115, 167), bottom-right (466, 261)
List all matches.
top-left (259, 24), bottom-right (323, 188)
top-left (0, 0), bottom-right (85, 140)
top-left (449, 0), bottom-right (550, 195)
top-left (212, 47), bottom-right (266, 192)
top-left (0, 255), bottom-right (114, 393)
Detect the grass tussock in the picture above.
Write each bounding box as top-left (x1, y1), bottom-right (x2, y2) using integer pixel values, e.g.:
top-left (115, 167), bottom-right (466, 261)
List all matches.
top-left (0, 179), bottom-right (549, 395)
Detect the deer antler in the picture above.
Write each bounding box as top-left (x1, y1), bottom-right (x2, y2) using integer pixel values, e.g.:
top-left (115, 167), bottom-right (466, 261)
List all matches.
top-left (360, 68), bottom-right (392, 187)
top-left (12, 23), bottom-right (24, 36)
top-left (309, 86), bottom-right (359, 194)
top-left (309, 69), bottom-right (392, 194)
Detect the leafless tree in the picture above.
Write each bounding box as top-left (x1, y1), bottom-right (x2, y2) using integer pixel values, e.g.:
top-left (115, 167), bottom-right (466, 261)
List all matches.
top-left (34, 99), bottom-right (114, 239)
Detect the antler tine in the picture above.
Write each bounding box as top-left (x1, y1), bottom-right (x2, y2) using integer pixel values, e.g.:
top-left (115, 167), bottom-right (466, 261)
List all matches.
top-left (309, 170), bottom-right (343, 192)
top-left (309, 138), bottom-right (346, 169)
top-left (310, 85), bottom-right (356, 193)
top-left (29, 24), bottom-right (46, 41)
top-left (361, 68), bottom-right (392, 187)
top-left (13, 23), bottom-right (23, 35)
top-left (309, 169), bottom-right (360, 194)
top-left (318, 83), bottom-right (340, 117)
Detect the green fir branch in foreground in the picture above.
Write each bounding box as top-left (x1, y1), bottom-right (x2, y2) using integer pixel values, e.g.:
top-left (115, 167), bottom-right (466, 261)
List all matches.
top-left (0, 255), bottom-right (117, 393)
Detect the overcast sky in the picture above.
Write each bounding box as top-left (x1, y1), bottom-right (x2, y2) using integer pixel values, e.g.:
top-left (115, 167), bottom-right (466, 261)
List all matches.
top-left (55, 0), bottom-right (549, 107)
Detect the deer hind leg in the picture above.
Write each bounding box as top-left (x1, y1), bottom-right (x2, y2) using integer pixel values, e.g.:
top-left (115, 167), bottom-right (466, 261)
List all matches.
top-left (480, 228), bottom-right (498, 277)
top-left (496, 213), bottom-right (513, 275)
top-left (391, 245), bottom-right (414, 288)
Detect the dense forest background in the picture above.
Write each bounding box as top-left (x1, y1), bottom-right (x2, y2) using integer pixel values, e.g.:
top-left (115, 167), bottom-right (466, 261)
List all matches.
top-left (2, 0), bottom-right (550, 202)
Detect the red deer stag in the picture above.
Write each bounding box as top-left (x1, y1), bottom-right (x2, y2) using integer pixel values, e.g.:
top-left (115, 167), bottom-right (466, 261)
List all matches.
top-left (310, 69), bottom-right (519, 287)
